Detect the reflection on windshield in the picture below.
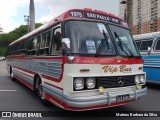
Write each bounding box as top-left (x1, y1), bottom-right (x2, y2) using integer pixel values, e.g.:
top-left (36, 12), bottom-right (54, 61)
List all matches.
top-left (114, 32), bottom-right (134, 57)
top-left (108, 25), bottom-right (140, 57)
top-left (65, 21), bottom-right (116, 56)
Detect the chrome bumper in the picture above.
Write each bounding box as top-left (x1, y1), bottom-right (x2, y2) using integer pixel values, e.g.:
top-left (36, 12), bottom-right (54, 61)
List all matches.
top-left (63, 87), bottom-right (147, 108)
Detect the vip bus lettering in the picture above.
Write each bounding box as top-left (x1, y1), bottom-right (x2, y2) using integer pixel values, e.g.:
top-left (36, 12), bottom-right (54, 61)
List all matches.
top-left (102, 66), bottom-right (118, 74)
top-left (120, 65), bottom-right (132, 73)
top-left (103, 65), bottom-right (132, 74)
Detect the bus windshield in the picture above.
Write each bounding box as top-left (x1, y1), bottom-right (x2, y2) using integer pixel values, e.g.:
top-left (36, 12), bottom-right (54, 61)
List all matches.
top-left (65, 21), bottom-right (116, 56)
top-left (65, 21), bottom-right (140, 57)
top-left (108, 24), bottom-right (140, 57)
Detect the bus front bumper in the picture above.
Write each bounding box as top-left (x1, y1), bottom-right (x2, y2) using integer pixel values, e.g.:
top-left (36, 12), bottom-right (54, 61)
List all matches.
top-left (62, 86), bottom-right (147, 110)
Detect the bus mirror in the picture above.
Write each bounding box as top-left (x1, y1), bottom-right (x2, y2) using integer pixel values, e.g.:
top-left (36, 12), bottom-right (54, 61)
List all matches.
top-left (62, 38), bottom-right (70, 49)
top-left (147, 47), bottom-right (151, 55)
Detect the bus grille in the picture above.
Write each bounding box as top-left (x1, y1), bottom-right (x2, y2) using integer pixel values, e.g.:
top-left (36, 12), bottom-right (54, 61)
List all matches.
top-left (96, 76), bottom-right (135, 88)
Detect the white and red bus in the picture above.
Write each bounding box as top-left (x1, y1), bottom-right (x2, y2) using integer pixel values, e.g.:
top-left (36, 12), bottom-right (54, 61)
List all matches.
top-left (6, 8), bottom-right (147, 111)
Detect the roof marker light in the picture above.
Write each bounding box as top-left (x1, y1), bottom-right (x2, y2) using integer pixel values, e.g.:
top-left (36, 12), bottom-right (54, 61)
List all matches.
top-left (84, 8), bottom-right (92, 11)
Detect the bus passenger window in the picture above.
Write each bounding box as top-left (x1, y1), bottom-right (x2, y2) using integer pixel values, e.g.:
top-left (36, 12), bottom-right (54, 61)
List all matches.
top-left (28, 38), bottom-right (33, 50)
top-left (32, 37), bottom-right (38, 50)
top-left (24, 40), bottom-right (29, 54)
top-left (40, 31), bottom-right (51, 55)
top-left (140, 40), bottom-right (153, 51)
top-left (51, 28), bottom-right (62, 55)
top-left (155, 39), bottom-right (160, 50)
top-left (20, 41), bottom-right (26, 55)
top-left (27, 38), bottom-right (36, 55)
top-left (15, 43), bottom-right (20, 55)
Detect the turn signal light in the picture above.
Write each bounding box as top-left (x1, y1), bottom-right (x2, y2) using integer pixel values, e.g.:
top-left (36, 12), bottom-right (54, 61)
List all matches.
top-left (138, 67), bottom-right (142, 70)
top-left (80, 69), bottom-right (90, 73)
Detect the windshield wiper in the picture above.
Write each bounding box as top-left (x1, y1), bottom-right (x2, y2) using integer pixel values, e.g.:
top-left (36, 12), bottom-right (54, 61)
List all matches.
top-left (95, 30), bottom-right (109, 57)
top-left (114, 32), bottom-right (134, 57)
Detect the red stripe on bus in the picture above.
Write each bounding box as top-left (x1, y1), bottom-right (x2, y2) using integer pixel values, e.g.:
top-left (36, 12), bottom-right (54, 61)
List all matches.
top-left (14, 66), bottom-right (35, 75)
top-left (45, 93), bottom-right (63, 107)
top-left (73, 57), bottom-right (143, 64)
top-left (13, 66), bottom-right (64, 83)
top-left (44, 82), bottom-right (63, 91)
top-left (63, 99), bottom-right (134, 111)
top-left (7, 56), bottom-right (64, 60)
top-left (42, 75), bottom-right (62, 82)
top-left (14, 74), bottom-right (33, 90)
top-left (45, 92), bottom-right (134, 111)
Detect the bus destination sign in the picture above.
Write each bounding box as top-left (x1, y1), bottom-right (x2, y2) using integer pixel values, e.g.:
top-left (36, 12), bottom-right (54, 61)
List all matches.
top-left (84, 12), bottom-right (120, 24)
top-left (69, 11), bottom-right (128, 28)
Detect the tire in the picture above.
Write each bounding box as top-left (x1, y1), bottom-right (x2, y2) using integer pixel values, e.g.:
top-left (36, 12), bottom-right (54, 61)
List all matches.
top-left (37, 77), bottom-right (49, 105)
top-left (10, 67), bottom-right (15, 81)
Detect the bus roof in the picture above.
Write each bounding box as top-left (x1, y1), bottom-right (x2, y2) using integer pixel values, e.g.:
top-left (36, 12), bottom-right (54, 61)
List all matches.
top-left (10, 8), bottom-right (128, 46)
top-left (133, 31), bottom-right (160, 41)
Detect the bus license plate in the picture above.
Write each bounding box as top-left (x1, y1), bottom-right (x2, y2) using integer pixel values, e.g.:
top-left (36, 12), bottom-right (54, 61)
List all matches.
top-left (116, 94), bottom-right (130, 102)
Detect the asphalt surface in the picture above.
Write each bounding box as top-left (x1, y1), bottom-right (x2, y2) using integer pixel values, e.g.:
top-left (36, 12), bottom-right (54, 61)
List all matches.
top-left (0, 60), bottom-right (160, 120)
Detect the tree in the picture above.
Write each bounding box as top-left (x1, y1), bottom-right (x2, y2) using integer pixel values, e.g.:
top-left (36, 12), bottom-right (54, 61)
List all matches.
top-left (0, 23), bottom-right (43, 56)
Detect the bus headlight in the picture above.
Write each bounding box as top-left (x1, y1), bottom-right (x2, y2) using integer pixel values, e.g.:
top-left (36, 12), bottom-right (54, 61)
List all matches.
top-left (135, 75), bottom-right (140, 84)
top-left (135, 75), bottom-right (146, 84)
top-left (86, 78), bottom-right (96, 89)
top-left (74, 78), bottom-right (84, 90)
top-left (140, 74), bottom-right (146, 84)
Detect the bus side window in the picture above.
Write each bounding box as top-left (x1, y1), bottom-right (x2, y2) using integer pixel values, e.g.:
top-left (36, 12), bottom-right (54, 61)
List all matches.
top-left (36, 36), bottom-right (41, 55)
top-left (51, 27), bottom-right (62, 55)
top-left (27, 38), bottom-right (34, 55)
top-left (40, 31), bottom-right (50, 55)
top-left (13, 43), bottom-right (20, 55)
top-left (24, 40), bottom-right (29, 54)
top-left (140, 40), bottom-right (153, 52)
top-left (19, 41), bottom-right (24, 55)
top-left (8, 46), bottom-right (13, 55)
top-left (32, 37), bottom-right (38, 55)
top-left (155, 39), bottom-right (160, 51)
top-left (16, 43), bottom-right (20, 55)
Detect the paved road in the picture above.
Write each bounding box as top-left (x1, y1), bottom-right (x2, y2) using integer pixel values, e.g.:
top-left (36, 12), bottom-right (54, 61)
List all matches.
top-left (0, 60), bottom-right (160, 120)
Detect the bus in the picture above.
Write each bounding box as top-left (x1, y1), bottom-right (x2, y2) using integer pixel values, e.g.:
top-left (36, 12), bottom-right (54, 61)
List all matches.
top-left (134, 32), bottom-right (160, 84)
top-left (6, 8), bottom-right (147, 111)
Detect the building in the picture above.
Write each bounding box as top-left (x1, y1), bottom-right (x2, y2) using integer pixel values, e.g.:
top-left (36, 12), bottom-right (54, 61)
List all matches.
top-left (119, 0), bottom-right (160, 35)
top-left (119, 0), bottom-right (127, 21)
top-left (119, 0), bottom-right (133, 31)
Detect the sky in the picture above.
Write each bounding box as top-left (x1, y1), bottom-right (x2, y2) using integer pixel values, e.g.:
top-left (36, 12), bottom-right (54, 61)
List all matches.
top-left (0, 0), bottom-right (119, 33)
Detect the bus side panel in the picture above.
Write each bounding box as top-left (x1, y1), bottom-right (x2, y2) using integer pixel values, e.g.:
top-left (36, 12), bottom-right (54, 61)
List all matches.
top-left (143, 55), bottom-right (160, 83)
top-left (13, 66), bottom-right (34, 89)
top-left (7, 56), bottom-right (65, 92)
top-left (144, 67), bottom-right (160, 82)
top-left (143, 67), bottom-right (152, 80)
